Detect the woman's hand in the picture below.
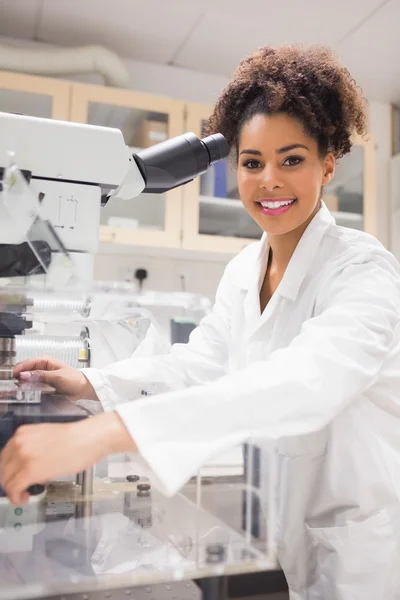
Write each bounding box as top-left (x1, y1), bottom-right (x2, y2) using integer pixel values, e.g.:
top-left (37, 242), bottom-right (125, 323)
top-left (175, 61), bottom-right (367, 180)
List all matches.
top-left (0, 412), bottom-right (137, 505)
top-left (13, 356), bottom-right (97, 401)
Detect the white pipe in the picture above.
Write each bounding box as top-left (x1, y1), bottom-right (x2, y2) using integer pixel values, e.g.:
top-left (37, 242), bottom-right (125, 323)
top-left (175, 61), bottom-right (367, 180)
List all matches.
top-left (0, 44), bottom-right (130, 88)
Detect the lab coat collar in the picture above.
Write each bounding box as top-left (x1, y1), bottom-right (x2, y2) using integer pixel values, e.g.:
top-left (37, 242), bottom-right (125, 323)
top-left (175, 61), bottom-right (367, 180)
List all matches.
top-left (235, 202), bottom-right (335, 301)
top-left (277, 202), bottom-right (335, 301)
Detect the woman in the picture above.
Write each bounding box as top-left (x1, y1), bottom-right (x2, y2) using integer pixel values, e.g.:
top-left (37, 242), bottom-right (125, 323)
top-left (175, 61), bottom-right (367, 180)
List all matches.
top-left (1, 45), bottom-right (400, 598)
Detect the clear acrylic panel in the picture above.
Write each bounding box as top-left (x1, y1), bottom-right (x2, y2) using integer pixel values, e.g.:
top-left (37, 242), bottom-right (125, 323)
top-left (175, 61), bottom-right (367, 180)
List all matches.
top-left (324, 145), bottom-right (364, 230)
top-left (0, 88), bottom-right (52, 119)
top-left (199, 120), bottom-right (262, 240)
top-left (87, 102), bottom-right (169, 231)
top-left (0, 445), bottom-right (278, 599)
top-left (0, 161), bottom-right (78, 288)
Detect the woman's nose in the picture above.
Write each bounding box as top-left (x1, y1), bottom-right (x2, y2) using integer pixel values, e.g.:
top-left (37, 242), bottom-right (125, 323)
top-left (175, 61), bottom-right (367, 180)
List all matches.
top-left (260, 165), bottom-right (283, 191)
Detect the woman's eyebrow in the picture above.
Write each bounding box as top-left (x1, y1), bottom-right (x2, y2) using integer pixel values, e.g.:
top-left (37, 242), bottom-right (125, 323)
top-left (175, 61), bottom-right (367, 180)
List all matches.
top-left (239, 149), bottom-right (262, 156)
top-left (276, 143), bottom-right (309, 154)
top-left (239, 143), bottom-right (309, 156)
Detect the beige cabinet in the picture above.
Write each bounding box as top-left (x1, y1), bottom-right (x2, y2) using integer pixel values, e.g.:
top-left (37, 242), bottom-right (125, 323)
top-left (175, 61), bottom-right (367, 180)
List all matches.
top-left (0, 72), bottom-right (379, 253)
top-left (182, 102), bottom-right (263, 254)
top-left (324, 135), bottom-right (378, 237)
top-left (0, 71), bottom-right (70, 120)
top-left (70, 82), bottom-right (185, 248)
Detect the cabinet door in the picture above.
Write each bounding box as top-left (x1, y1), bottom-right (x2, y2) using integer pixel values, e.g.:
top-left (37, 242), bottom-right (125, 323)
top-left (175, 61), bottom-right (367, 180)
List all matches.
top-left (182, 103), bottom-right (263, 254)
top-left (0, 71), bottom-right (70, 120)
top-left (390, 152), bottom-right (400, 261)
top-left (70, 83), bottom-right (185, 248)
top-left (323, 136), bottom-right (377, 235)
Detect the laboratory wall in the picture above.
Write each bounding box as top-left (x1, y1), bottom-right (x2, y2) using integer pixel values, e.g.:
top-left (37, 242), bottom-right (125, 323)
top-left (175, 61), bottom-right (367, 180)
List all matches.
top-left (94, 251), bottom-right (226, 299)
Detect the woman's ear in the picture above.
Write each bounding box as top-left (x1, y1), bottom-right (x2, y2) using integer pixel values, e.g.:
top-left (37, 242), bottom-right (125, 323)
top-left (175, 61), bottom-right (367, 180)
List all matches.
top-left (322, 153), bottom-right (335, 186)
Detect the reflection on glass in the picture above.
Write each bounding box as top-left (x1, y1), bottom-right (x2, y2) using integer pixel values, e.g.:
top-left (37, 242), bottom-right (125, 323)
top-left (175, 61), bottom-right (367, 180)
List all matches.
top-left (199, 120), bottom-right (262, 239)
top-left (199, 198), bottom-right (262, 239)
top-left (325, 145), bottom-right (364, 230)
top-left (87, 102), bottom-right (168, 148)
top-left (0, 89), bottom-right (52, 118)
top-left (88, 102), bottom-right (169, 231)
top-left (100, 196), bottom-right (166, 230)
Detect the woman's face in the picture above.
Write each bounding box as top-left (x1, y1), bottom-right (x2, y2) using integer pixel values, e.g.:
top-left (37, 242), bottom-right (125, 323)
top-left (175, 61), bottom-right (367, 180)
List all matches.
top-left (237, 113), bottom-right (335, 236)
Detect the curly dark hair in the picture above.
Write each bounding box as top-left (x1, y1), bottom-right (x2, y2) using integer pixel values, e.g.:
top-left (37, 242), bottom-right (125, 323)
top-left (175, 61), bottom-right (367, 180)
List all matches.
top-left (207, 44), bottom-right (367, 160)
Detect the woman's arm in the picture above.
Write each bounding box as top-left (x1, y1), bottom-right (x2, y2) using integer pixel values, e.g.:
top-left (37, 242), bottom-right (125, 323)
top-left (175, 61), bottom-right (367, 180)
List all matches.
top-left (4, 256), bottom-right (397, 503)
top-left (115, 257), bottom-right (400, 495)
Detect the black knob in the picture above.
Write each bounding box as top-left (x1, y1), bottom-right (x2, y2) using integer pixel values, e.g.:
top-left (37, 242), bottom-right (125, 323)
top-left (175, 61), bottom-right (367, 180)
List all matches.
top-left (134, 268), bottom-right (148, 291)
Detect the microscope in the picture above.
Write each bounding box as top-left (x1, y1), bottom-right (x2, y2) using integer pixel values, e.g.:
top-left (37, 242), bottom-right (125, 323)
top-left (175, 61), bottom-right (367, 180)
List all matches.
top-left (0, 111), bottom-right (228, 385)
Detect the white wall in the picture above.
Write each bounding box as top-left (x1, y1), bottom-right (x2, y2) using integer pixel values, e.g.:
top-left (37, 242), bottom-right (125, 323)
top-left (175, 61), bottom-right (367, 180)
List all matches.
top-left (125, 58), bottom-right (228, 104)
top-left (0, 35), bottom-right (228, 104)
top-left (367, 102), bottom-right (392, 248)
top-left (94, 249), bottom-right (226, 299)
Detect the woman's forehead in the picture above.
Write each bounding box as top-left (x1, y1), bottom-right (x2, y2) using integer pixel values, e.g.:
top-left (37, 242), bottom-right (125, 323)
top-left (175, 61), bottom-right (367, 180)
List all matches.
top-left (239, 113), bottom-right (315, 150)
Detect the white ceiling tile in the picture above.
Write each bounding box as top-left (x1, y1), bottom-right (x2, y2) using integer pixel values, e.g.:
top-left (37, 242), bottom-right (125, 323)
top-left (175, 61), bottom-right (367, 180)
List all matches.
top-left (174, 0), bottom-right (385, 75)
top-left (37, 0), bottom-right (208, 63)
top-left (337, 0), bottom-right (400, 102)
top-left (211, 0), bottom-right (382, 33)
top-left (0, 0), bottom-right (42, 39)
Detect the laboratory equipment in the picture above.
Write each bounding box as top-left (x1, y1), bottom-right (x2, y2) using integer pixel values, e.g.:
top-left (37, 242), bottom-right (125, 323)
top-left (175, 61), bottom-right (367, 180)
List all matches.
top-left (0, 111), bottom-right (227, 385)
top-left (0, 111), bottom-right (228, 285)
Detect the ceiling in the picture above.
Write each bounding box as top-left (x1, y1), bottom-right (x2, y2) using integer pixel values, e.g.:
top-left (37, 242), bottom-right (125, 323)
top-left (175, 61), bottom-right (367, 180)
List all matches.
top-left (0, 0), bottom-right (399, 102)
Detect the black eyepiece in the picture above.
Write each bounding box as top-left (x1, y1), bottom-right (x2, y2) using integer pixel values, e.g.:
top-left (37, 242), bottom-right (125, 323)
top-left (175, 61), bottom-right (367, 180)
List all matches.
top-left (133, 132), bottom-right (229, 195)
top-left (200, 134), bottom-right (229, 165)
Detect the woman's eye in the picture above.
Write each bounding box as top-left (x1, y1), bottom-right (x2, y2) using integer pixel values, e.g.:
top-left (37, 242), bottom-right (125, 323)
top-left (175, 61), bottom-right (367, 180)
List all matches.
top-left (282, 156), bottom-right (304, 167)
top-left (243, 159), bottom-right (261, 169)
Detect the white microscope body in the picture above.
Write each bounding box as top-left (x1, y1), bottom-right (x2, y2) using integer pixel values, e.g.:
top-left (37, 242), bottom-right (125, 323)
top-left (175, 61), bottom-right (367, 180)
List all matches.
top-left (0, 111), bottom-right (227, 284)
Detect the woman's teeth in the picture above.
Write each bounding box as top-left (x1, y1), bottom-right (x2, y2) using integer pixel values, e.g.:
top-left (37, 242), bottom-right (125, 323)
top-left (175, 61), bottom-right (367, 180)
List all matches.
top-left (260, 199), bottom-right (296, 209)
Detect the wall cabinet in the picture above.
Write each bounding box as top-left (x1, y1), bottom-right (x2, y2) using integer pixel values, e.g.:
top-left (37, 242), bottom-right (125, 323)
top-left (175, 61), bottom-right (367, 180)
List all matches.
top-left (0, 71), bottom-right (70, 120)
top-left (70, 83), bottom-right (185, 248)
top-left (0, 71), bottom-right (379, 256)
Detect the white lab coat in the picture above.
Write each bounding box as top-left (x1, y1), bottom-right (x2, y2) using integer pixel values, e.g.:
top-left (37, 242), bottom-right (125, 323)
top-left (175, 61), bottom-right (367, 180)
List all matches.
top-left (83, 203), bottom-right (400, 599)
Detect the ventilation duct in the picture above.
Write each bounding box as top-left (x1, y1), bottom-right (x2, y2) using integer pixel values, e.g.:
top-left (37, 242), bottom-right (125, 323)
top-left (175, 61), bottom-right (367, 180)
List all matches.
top-left (0, 44), bottom-right (130, 88)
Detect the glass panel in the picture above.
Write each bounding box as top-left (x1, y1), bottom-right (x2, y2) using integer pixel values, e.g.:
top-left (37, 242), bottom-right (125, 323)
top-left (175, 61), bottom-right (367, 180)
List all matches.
top-left (87, 102), bottom-right (169, 231)
top-left (199, 120), bottom-right (262, 240)
top-left (0, 88), bottom-right (52, 118)
top-left (0, 451), bottom-right (276, 598)
top-left (324, 145), bottom-right (364, 230)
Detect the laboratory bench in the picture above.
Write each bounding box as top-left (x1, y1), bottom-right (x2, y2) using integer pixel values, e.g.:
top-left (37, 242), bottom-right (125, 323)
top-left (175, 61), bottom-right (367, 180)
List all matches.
top-left (0, 396), bottom-right (288, 600)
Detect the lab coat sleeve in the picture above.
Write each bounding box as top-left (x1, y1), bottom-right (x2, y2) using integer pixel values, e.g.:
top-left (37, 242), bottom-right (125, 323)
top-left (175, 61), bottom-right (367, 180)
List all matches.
top-left (80, 263), bottom-right (234, 412)
top-left (115, 257), bottom-right (400, 496)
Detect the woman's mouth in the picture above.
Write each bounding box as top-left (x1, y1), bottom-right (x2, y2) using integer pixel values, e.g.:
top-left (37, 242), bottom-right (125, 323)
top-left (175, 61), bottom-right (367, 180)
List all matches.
top-left (257, 198), bottom-right (296, 216)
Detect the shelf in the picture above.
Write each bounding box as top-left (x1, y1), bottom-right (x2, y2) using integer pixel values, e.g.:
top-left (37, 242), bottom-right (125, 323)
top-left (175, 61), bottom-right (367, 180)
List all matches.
top-left (200, 195), bottom-right (245, 211)
top-left (199, 196), bottom-right (363, 234)
top-left (101, 193), bottom-right (166, 229)
top-left (199, 195), bottom-right (262, 240)
top-left (332, 211), bottom-right (363, 230)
